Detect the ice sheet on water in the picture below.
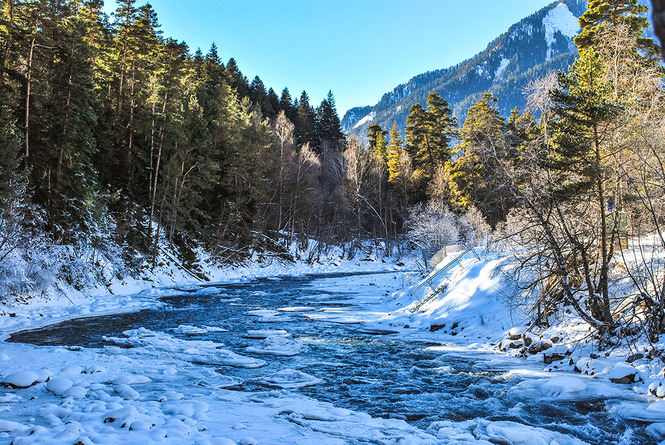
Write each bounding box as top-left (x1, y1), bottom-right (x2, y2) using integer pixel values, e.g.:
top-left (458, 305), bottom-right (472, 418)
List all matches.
top-left (276, 306), bottom-right (316, 312)
top-left (245, 309), bottom-right (293, 323)
top-left (246, 336), bottom-right (303, 356)
top-left (300, 312), bottom-right (363, 324)
top-left (281, 402), bottom-right (439, 443)
top-left (171, 324), bottom-right (228, 335)
top-left (243, 329), bottom-right (290, 339)
top-left (104, 328), bottom-right (265, 368)
top-left (258, 369), bottom-right (322, 389)
top-left (427, 419), bottom-right (587, 445)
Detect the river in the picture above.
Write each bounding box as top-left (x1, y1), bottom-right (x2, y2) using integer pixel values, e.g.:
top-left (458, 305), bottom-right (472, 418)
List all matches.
top-left (7, 271), bottom-right (651, 443)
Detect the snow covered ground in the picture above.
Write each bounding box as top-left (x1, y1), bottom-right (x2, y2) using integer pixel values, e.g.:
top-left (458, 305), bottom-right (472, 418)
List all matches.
top-left (2, 247), bottom-right (665, 444)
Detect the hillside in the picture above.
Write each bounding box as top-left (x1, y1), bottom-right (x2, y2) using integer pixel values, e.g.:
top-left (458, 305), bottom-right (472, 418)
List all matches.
top-left (342, 0), bottom-right (587, 137)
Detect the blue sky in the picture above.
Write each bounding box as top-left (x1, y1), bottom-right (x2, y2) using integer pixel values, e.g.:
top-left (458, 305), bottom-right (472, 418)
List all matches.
top-left (104, 0), bottom-right (554, 116)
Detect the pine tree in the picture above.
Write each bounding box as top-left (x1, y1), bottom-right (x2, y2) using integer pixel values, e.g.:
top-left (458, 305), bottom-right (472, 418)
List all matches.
top-left (315, 90), bottom-right (344, 149)
top-left (446, 93), bottom-right (513, 227)
top-left (548, 48), bottom-right (622, 325)
top-left (295, 90), bottom-right (317, 149)
top-left (367, 123), bottom-right (388, 162)
top-left (405, 92), bottom-right (457, 200)
top-left (266, 87), bottom-right (280, 119)
top-left (386, 122), bottom-right (406, 186)
top-left (575, 0), bottom-right (659, 58)
top-left (225, 57), bottom-right (249, 98)
top-left (249, 75), bottom-right (272, 117)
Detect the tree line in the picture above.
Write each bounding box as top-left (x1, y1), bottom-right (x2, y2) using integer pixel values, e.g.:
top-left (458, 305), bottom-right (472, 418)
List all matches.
top-left (366, 0), bottom-right (665, 340)
top-left (0, 0), bottom-right (363, 272)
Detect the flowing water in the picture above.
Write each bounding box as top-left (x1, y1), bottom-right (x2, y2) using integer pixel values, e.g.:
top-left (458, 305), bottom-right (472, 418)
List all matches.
top-left (7, 271), bottom-right (651, 443)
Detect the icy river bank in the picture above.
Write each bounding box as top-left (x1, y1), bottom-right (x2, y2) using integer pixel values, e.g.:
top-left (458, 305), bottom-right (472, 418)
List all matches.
top-left (0, 270), bottom-right (658, 444)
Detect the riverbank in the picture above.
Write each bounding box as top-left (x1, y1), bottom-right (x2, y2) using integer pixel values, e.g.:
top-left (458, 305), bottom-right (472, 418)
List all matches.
top-left (1, 250), bottom-right (665, 443)
top-left (0, 243), bottom-right (406, 341)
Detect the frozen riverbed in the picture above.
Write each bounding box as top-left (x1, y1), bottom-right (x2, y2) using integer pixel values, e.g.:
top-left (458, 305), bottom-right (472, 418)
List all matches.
top-left (0, 270), bottom-right (658, 444)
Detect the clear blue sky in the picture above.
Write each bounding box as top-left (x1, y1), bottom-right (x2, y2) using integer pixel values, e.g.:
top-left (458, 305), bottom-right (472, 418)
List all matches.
top-left (104, 0), bottom-right (554, 116)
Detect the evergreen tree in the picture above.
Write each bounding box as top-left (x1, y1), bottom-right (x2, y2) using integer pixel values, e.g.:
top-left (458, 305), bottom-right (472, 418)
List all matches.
top-left (547, 47), bottom-right (622, 325)
top-left (225, 57), bottom-right (249, 98)
top-left (266, 87), bottom-right (280, 119)
top-left (405, 92), bottom-right (457, 200)
top-left (446, 93), bottom-right (510, 226)
top-left (204, 43), bottom-right (225, 84)
top-left (249, 75), bottom-right (272, 117)
top-left (315, 90), bottom-right (344, 149)
top-left (295, 90), bottom-right (317, 149)
top-left (367, 123), bottom-right (388, 162)
top-left (386, 122), bottom-right (406, 186)
top-left (575, 0), bottom-right (659, 58)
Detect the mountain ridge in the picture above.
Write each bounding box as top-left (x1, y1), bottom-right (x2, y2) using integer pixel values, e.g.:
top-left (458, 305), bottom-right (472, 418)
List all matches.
top-left (342, 0), bottom-right (588, 138)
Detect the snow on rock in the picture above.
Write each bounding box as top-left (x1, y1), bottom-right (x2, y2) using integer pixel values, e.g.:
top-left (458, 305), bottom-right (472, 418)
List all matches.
top-left (259, 369), bottom-right (322, 389)
top-left (647, 401), bottom-right (665, 413)
top-left (62, 385), bottom-right (87, 399)
top-left (608, 363), bottom-right (638, 384)
top-left (0, 419), bottom-right (29, 433)
top-left (62, 365), bottom-right (84, 375)
top-left (46, 377), bottom-right (74, 395)
top-left (84, 365), bottom-right (105, 374)
top-left (541, 376), bottom-right (587, 397)
top-left (646, 422), bottom-right (665, 440)
top-left (2, 371), bottom-right (39, 388)
top-left (508, 327), bottom-right (523, 340)
top-left (158, 390), bottom-right (185, 402)
top-left (103, 405), bottom-right (140, 425)
top-left (351, 111), bottom-right (375, 130)
top-left (246, 335), bottom-right (303, 356)
top-left (649, 380), bottom-right (665, 398)
top-left (115, 383), bottom-right (140, 400)
top-left (35, 368), bottom-right (54, 382)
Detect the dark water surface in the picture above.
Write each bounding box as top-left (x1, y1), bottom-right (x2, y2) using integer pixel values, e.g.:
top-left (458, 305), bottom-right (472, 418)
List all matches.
top-left (7, 272), bottom-right (650, 443)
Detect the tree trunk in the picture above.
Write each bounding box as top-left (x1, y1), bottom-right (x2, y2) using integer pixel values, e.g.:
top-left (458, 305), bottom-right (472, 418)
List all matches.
top-left (24, 35), bottom-right (36, 164)
top-left (595, 125), bottom-right (612, 325)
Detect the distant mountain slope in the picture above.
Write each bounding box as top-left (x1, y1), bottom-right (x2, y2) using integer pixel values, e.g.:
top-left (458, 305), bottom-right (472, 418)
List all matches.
top-left (343, 0), bottom-right (588, 139)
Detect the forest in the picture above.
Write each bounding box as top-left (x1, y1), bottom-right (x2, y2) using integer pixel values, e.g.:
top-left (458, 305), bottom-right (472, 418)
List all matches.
top-left (1, 0), bottom-right (665, 344)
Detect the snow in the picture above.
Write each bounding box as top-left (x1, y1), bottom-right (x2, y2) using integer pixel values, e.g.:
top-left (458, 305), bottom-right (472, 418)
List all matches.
top-left (2, 247), bottom-right (665, 443)
top-left (351, 111), bottom-right (375, 130)
top-left (540, 376), bottom-right (587, 397)
top-left (2, 371), bottom-right (39, 389)
top-left (259, 369), bottom-right (322, 389)
top-left (46, 377), bottom-right (73, 396)
top-left (495, 57), bottom-right (510, 78)
top-left (245, 335), bottom-right (303, 356)
top-left (543, 3), bottom-right (579, 60)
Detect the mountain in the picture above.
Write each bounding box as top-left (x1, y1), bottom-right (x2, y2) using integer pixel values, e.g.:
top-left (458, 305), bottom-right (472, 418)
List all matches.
top-left (342, 0), bottom-right (588, 139)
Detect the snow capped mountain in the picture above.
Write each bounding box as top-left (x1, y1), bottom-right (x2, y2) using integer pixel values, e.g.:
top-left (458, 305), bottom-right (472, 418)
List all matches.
top-left (344, 0), bottom-right (589, 139)
top-left (543, 3), bottom-right (580, 60)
